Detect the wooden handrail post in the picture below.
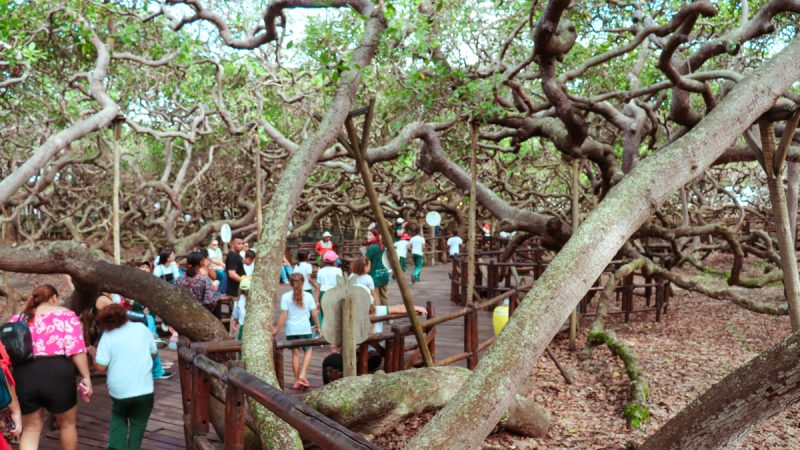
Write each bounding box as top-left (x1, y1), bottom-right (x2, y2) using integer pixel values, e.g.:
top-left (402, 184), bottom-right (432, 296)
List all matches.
top-left (190, 362), bottom-right (211, 442)
top-left (426, 301), bottom-right (436, 362)
top-left (509, 292), bottom-right (519, 315)
top-left (623, 272), bottom-right (634, 323)
top-left (272, 340), bottom-right (284, 390)
top-left (460, 259), bottom-right (468, 306)
top-left (487, 259), bottom-right (497, 299)
top-left (450, 257), bottom-right (459, 304)
top-left (342, 295), bottom-right (356, 378)
top-left (178, 343), bottom-right (195, 450)
top-left (391, 325), bottom-right (404, 372)
top-left (357, 343), bottom-right (369, 375)
top-left (467, 306), bottom-right (479, 369)
top-left (224, 360), bottom-right (246, 450)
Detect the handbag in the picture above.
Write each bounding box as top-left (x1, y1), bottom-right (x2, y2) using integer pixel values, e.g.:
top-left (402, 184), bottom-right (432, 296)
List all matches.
top-left (0, 372), bottom-right (10, 410)
top-left (0, 315), bottom-right (34, 366)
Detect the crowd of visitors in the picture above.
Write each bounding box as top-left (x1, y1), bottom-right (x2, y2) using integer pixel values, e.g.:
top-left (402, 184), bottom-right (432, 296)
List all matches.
top-left (0, 222), bottom-right (464, 447)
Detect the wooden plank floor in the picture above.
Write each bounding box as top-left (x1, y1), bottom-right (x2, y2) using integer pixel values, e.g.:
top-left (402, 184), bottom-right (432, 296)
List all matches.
top-left (25, 347), bottom-right (223, 450)
top-left (25, 262), bottom-right (489, 449)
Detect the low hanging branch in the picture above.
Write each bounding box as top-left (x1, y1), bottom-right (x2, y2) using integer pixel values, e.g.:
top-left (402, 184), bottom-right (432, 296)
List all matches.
top-left (0, 242), bottom-right (227, 341)
top-left (645, 260), bottom-right (788, 316)
top-left (584, 258), bottom-right (650, 428)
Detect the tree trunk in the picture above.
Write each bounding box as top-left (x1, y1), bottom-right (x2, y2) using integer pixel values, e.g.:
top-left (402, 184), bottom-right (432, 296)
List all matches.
top-left (407, 35), bottom-right (800, 450)
top-left (759, 120), bottom-right (800, 331)
top-left (641, 329), bottom-right (800, 449)
top-left (241, 6), bottom-right (386, 449)
top-left (787, 162), bottom-right (799, 244)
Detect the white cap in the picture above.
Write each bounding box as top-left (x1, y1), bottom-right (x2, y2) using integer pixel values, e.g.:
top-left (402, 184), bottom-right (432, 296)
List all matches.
top-left (396, 218), bottom-right (405, 224)
top-left (322, 231), bottom-right (332, 238)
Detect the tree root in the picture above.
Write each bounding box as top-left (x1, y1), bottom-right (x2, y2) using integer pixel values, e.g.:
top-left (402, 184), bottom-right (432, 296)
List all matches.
top-left (304, 367), bottom-right (550, 439)
top-left (584, 258), bottom-right (651, 428)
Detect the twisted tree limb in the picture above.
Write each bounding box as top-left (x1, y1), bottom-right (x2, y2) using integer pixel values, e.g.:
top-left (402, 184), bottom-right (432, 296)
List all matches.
top-left (407, 34), bottom-right (800, 450)
top-left (584, 258), bottom-right (650, 428)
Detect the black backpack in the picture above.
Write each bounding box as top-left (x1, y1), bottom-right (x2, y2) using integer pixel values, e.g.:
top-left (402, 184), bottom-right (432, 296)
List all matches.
top-left (0, 315), bottom-right (34, 365)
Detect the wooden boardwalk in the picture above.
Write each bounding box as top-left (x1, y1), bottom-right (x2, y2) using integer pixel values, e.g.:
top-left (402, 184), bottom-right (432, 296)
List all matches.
top-left (29, 347), bottom-right (222, 450)
top-left (27, 262), bottom-right (493, 449)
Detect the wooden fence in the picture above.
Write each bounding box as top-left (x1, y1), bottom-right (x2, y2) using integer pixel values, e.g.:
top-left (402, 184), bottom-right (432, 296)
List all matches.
top-left (450, 249), bottom-right (670, 322)
top-left (177, 340), bottom-right (379, 450)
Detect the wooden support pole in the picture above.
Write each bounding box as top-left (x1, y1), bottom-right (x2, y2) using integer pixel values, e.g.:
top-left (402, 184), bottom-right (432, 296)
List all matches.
top-left (545, 347), bottom-right (573, 385)
top-left (466, 306), bottom-right (479, 369)
top-left (342, 295), bottom-right (356, 377)
top-left (569, 158), bottom-right (579, 350)
top-left (190, 364), bottom-right (211, 440)
top-left (224, 360), bottom-right (247, 450)
top-left (426, 301), bottom-right (436, 362)
top-left (255, 146), bottom-right (263, 236)
top-left (430, 225), bottom-right (436, 267)
top-left (112, 120), bottom-right (121, 265)
top-left (272, 340), bottom-right (284, 390)
top-left (467, 122), bottom-right (479, 305)
top-left (345, 99), bottom-right (433, 367)
top-left (357, 343), bottom-right (369, 375)
top-left (178, 344), bottom-right (195, 450)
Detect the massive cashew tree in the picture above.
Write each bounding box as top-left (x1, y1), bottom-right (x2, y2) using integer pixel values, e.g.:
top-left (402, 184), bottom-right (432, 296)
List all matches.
top-left (3, 0), bottom-right (800, 448)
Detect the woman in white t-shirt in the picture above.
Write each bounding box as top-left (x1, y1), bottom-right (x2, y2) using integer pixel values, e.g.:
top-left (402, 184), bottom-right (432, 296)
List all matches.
top-left (348, 255), bottom-right (378, 304)
top-left (273, 273), bottom-right (320, 390)
top-left (91, 304), bottom-right (157, 449)
top-left (293, 250), bottom-right (317, 294)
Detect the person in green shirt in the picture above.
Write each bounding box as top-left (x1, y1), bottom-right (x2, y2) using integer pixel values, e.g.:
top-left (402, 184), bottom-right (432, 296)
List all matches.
top-left (366, 229), bottom-right (391, 306)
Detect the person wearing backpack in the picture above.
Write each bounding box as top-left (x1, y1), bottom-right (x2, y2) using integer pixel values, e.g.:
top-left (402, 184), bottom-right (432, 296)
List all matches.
top-left (10, 285), bottom-right (90, 450)
top-left (0, 340), bottom-right (22, 449)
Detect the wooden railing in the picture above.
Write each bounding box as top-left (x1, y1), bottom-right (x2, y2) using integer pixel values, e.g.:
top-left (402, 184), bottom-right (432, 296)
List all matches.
top-left (268, 284), bottom-right (532, 388)
top-left (450, 250), bottom-right (670, 322)
top-left (177, 340), bottom-right (379, 450)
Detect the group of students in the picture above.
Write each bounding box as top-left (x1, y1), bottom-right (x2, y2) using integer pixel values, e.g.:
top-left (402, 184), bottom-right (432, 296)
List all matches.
top-left (273, 225), bottom-right (434, 390)
top-left (0, 284), bottom-right (159, 450)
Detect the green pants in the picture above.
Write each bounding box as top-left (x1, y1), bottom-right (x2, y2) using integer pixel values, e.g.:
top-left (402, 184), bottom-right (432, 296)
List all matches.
top-left (108, 393), bottom-right (154, 450)
top-left (412, 254), bottom-right (423, 282)
top-left (399, 257), bottom-right (407, 272)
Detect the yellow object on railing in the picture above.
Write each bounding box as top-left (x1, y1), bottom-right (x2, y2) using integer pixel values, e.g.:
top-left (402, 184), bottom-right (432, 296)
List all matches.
top-left (492, 301), bottom-right (510, 336)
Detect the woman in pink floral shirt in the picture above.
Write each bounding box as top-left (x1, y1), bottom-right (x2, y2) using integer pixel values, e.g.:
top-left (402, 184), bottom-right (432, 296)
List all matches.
top-left (11, 285), bottom-right (90, 450)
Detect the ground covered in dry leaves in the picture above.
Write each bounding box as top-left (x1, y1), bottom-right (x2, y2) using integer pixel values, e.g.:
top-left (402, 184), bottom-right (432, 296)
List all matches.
top-left (374, 255), bottom-right (800, 449)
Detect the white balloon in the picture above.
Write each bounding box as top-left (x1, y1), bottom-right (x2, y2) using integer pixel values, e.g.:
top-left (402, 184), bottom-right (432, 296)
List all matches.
top-left (425, 211), bottom-right (442, 226)
top-left (220, 224), bottom-right (232, 243)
